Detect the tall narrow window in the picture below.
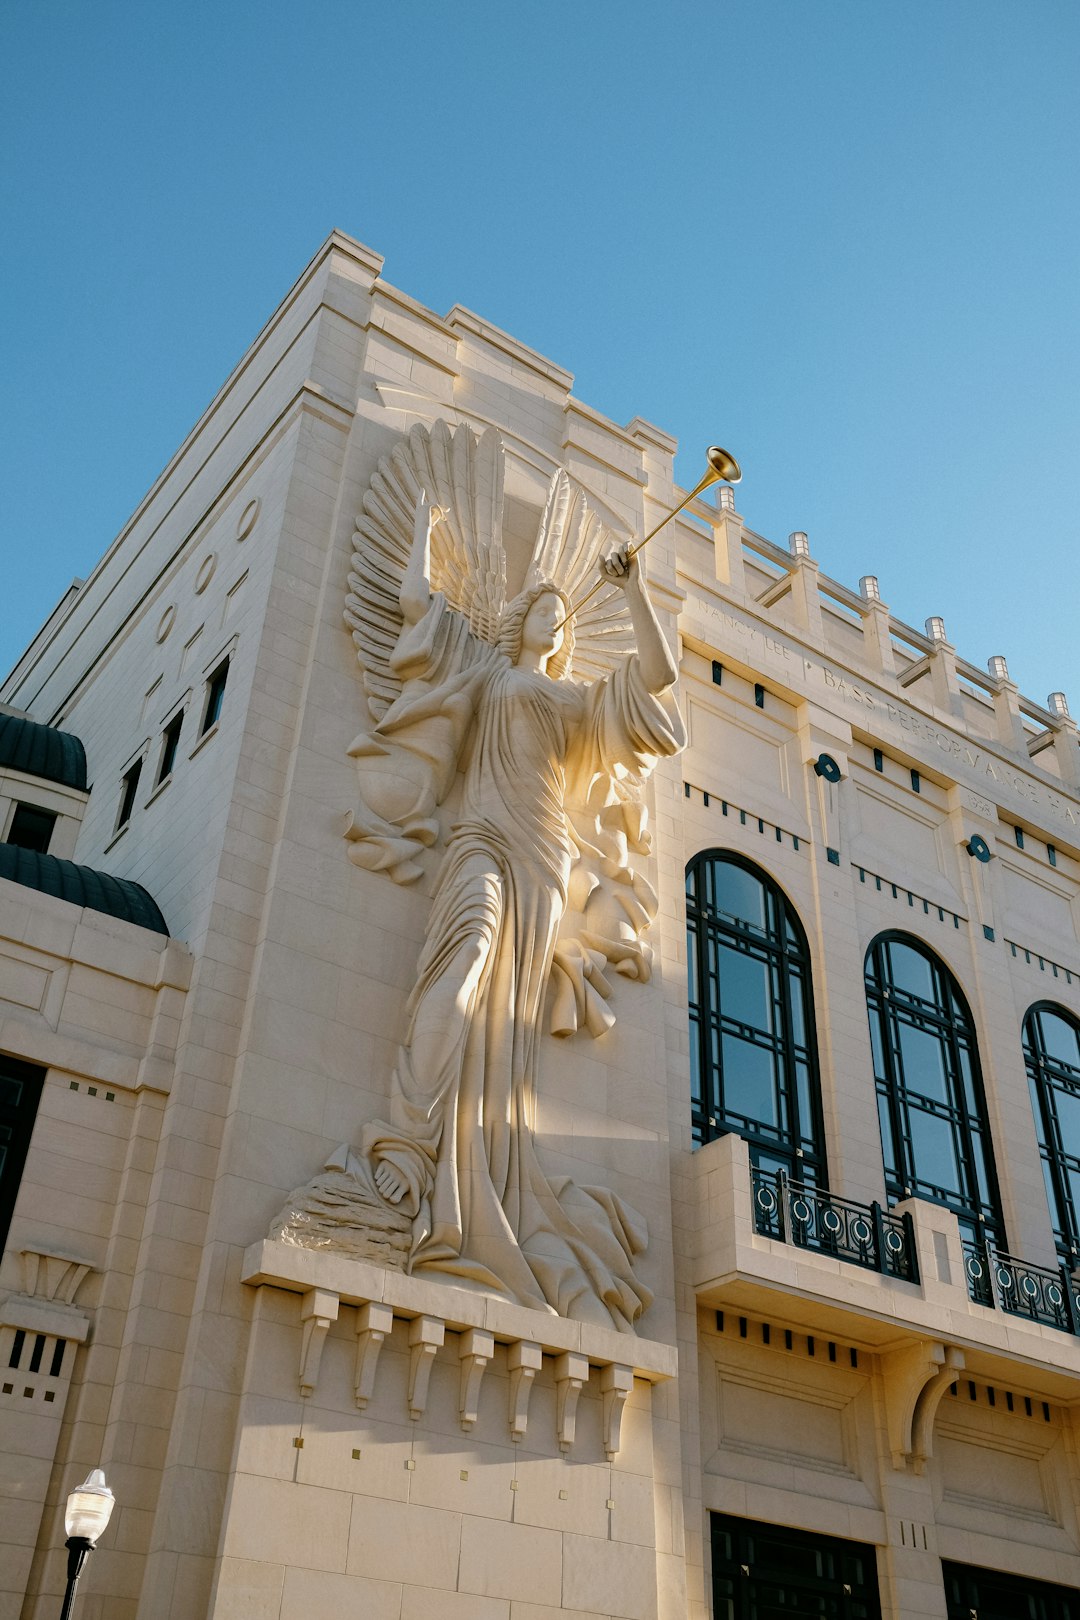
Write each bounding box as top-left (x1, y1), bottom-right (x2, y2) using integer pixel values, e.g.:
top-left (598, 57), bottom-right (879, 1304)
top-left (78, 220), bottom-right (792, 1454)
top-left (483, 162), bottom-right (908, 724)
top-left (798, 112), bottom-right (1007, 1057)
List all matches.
top-left (865, 933), bottom-right (1003, 1245)
top-left (686, 852), bottom-right (825, 1182)
top-left (1, 1054), bottom-right (46, 1255)
top-left (116, 759), bottom-right (142, 831)
top-left (201, 659), bottom-right (229, 736)
top-left (156, 711), bottom-right (183, 786)
top-left (1023, 1003), bottom-right (1080, 1264)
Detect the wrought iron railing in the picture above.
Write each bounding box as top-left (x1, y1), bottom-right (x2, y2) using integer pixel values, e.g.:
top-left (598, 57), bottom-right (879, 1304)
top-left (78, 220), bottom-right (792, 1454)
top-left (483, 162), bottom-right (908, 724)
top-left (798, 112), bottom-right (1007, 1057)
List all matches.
top-left (751, 1166), bottom-right (919, 1284)
top-left (962, 1239), bottom-right (1080, 1334)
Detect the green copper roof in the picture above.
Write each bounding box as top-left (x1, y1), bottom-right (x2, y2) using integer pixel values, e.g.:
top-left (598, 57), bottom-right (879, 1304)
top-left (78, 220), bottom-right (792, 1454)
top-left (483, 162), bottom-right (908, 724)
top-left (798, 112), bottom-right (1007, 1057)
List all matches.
top-left (0, 713), bottom-right (87, 792)
top-left (0, 846), bottom-right (168, 935)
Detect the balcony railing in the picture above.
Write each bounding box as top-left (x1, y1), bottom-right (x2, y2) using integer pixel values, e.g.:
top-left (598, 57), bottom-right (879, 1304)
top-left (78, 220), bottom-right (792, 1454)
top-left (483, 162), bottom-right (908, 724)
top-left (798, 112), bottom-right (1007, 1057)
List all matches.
top-left (962, 1239), bottom-right (1080, 1334)
top-left (751, 1166), bottom-right (919, 1284)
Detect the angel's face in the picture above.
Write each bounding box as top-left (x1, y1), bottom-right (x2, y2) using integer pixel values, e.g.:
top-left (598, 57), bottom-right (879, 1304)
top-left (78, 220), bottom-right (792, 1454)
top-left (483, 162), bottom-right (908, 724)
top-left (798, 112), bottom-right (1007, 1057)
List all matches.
top-left (520, 591), bottom-right (565, 664)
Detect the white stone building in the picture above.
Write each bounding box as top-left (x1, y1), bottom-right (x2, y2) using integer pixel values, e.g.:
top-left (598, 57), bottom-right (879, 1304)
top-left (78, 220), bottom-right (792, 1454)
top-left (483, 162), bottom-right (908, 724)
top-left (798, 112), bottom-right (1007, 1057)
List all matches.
top-left (3, 230), bottom-right (1080, 1620)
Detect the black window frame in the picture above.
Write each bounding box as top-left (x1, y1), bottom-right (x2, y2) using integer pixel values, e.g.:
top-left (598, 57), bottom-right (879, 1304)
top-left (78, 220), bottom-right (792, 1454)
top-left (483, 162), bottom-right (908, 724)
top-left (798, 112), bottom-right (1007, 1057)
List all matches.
top-left (155, 709), bottom-right (184, 787)
top-left (115, 757), bottom-right (143, 832)
top-left (865, 931), bottom-right (1004, 1246)
top-left (686, 850), bottom-right (827, 1184)
top-left (6, 802), bottom-right (57, 853)
top-left (1023, 1001), bottom-right (1080, 1265)
top-left (0, 1053), bottom-right (47, 1256)
top-left (712, 1512), bottom-right (882, 1620)
top-left (200, 658), bottom-right (229, 737)
top-left (944, 1558), bottom-right (1080, 1620)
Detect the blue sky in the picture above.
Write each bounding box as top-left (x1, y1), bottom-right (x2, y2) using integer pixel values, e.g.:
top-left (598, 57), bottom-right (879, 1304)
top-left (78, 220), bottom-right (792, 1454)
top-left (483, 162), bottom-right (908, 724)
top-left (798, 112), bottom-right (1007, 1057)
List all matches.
top-left (2, 0), bottom-right (1078, 708)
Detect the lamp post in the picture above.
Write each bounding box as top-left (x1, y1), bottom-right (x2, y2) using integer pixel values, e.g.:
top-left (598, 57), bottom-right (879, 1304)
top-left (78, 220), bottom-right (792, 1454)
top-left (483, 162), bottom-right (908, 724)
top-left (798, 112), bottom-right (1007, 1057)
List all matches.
top-left (60, 1468), bottom-right (114, 1620)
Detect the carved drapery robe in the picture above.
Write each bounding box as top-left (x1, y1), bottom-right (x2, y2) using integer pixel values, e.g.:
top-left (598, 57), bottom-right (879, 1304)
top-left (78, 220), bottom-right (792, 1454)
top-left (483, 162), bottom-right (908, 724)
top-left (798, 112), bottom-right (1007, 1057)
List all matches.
top-left (352, 593), bottom-right (685, 1330)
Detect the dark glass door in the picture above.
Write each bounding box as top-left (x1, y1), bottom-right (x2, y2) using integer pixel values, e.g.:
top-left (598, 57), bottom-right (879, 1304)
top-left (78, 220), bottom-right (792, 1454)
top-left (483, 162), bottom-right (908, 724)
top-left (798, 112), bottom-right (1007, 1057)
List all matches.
top-left (943, 1560), bottom-right (1080, 1620)
top-left (712, 1514), bottom-right (882, 1620)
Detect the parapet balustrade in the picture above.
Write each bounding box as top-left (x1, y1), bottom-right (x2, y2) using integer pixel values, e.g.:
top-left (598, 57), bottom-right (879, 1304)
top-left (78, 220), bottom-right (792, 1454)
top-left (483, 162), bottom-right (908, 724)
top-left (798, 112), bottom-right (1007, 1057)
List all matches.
top-left (961, 1238), bottom-right (1080, 1335)
top-left (749, 1164), bottom-right (919, 1284)
top-left (682, 482), bottom-right (1076, 759)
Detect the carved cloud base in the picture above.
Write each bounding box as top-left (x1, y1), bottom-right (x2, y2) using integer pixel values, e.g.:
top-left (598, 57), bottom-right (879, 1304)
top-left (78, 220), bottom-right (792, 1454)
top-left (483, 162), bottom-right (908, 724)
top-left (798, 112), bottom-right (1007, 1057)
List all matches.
top-left (268, 1169), bottom-right (412, 1269)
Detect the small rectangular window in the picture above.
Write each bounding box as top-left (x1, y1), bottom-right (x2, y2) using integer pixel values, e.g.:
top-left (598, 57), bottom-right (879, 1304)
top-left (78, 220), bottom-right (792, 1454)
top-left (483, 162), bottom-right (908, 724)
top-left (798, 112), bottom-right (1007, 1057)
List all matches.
top-left (910, 769), bottom-right (921, 794)
top-left (873, 749), bottom-right (884, 773)
top-left (201, 660), bottom-right (229, 737)
top-left (6, 804), bottom-right (57, 854)
top-left (1014, 826), bottom-right (1025, 849)
top-left (116, 760), bottom-right (142, 830)
top-left (1048, 844), bottom-right (1058, 868)
top-left (156, 712), bottom-right (184, 786)
top-left (754, 683), bottom-right (765, 709)
top-left (711, 660), bottom-right (723, 686)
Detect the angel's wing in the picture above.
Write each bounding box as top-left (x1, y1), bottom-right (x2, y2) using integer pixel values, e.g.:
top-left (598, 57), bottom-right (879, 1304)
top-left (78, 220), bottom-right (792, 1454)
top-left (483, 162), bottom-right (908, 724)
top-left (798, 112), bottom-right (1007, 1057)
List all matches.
top-left (525, 471), bottom-right (635, 681)
top-left (345, 421), bottom-right (508, 718)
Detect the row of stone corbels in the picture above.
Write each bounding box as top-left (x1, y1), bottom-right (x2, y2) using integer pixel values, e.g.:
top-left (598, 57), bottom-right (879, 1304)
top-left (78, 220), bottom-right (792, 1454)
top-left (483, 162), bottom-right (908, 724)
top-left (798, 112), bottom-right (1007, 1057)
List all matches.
top-left (297, 1287), bottom-right (635, 1460)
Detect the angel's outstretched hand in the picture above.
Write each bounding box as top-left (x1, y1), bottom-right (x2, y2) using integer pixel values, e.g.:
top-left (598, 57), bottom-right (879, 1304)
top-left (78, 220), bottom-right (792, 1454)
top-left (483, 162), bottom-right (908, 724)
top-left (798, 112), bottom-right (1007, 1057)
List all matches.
top-left (599, 545), bottom-right (640, 593)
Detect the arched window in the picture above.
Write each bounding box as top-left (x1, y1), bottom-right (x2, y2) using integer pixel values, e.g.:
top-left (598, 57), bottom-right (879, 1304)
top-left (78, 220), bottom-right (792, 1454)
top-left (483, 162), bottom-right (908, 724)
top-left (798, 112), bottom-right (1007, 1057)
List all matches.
top-left (686, 851), bottom-right (825, 1183)
top-left (1023, 1003), bottom-right (1080, 1264)
top-left (865, 933), bottom-right (1003, 1245)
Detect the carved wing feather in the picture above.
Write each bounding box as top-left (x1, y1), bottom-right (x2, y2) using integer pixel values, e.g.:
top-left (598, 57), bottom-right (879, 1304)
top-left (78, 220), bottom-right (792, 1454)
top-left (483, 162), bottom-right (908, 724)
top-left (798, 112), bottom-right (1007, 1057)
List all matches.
top-left (345, 422), bottom-right (508, 718)
top-left (526, 473), bottom-right (635, 681)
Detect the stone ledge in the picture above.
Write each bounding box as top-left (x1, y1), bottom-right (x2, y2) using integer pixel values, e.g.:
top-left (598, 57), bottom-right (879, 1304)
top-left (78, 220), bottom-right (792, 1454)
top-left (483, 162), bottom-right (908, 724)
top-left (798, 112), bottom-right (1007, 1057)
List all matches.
top-left (0, 1294), bottom-right (90, 1342)
top-left (241, 1237), bottom-right (677, 1382)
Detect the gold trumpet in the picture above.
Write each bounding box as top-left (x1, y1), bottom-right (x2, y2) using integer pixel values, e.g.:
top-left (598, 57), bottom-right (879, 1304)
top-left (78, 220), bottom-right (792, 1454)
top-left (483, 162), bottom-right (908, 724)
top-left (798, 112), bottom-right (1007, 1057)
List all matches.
top-left (556, 445), bottom-right (742, 629)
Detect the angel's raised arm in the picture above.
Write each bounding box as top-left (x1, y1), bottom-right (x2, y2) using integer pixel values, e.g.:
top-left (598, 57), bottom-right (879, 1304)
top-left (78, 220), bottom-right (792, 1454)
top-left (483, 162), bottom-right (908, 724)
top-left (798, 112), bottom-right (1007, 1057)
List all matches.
top-left (400, 491), bottom-right (440, 626)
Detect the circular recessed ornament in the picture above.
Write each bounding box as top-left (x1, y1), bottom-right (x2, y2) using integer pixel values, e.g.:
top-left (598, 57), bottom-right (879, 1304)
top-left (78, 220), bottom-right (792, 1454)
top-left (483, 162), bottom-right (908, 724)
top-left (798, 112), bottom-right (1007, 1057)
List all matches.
top-left (792, 1197), bottom-right (812, 1225)
top-left (755, 1185), bottom-right (776, 1213)
top-left (1021, 1274), bottom-right (1039, 1300)
top-left (851, 1217), bottom-right (872, 1245)
top-left (996, 1265), bottom-right (1014, 1291)
top-left (885, 1228), bottom-right (905, 1254)
top-left (236, 498), bottom-right (260, 540)
top-left (966, 1254), bottom-right (984, 1279)
top-left (1048, 1282), bottom-right (1064, 1307)
top-left (813, 753), bottom-right (843, 783)
top-left (822, 1206), bottom-right (842, 1235)
top-left (156, 604), bottom-right (176, 643)
top-left (195, 553), bottom-right (218, 595)
top-left (967, 834), bottom-right (992, 863)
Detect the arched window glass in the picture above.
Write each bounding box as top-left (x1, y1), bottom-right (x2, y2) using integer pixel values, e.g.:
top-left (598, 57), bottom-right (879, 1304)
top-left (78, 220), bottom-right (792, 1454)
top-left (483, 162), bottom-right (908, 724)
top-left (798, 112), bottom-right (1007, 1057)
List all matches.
top-left (686, 852), bottom-right (825, 1183)
top-left (1023, 1003), bottom-right (1080, 1264)
top-left (865, 934), bottom-right (1003, 1245)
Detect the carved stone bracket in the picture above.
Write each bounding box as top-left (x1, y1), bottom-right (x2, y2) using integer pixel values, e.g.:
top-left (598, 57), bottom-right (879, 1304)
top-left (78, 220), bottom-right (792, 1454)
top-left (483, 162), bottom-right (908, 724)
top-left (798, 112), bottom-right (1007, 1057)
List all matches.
top-left (458, 1327), bottom-right (495, 1430)
top-left (20, 1249), bottom-right (93, 1305)
top-left (601, 1362), bottom-right (635, 1460)
top-left (354, 1301), bottom-right (393, 1410)
top-left (2, 1248), bottom-right (94, 1347)
top-left (299, 1288), bottom-right (339, 1397)
top-left (555, 1351), bottom-right (590, 1452)
top-left (508, 1339), bottom-right (543, 1441)
top-left (408, 1315), bottom-right (445, 1420)
top-left (881, 1339), bottom-right (965, 1472)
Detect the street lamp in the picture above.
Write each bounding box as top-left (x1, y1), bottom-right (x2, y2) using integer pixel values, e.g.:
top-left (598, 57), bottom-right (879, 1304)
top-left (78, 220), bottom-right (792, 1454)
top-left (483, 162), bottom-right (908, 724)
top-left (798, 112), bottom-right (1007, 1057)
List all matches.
top-left (60, 1469), bottom-right (114, 1620)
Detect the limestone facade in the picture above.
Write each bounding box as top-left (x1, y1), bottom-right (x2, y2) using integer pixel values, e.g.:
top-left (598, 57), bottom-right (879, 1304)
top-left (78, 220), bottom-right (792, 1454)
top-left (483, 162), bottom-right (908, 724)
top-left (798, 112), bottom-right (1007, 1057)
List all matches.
top-left (2, 230), bottom-right (1080, 1618)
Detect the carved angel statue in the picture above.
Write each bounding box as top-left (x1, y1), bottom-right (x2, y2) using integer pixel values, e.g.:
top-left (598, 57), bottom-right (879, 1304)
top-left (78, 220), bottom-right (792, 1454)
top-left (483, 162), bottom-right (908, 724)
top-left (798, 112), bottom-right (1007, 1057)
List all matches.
top-left (280, 422), bottom-right (685, 1332)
